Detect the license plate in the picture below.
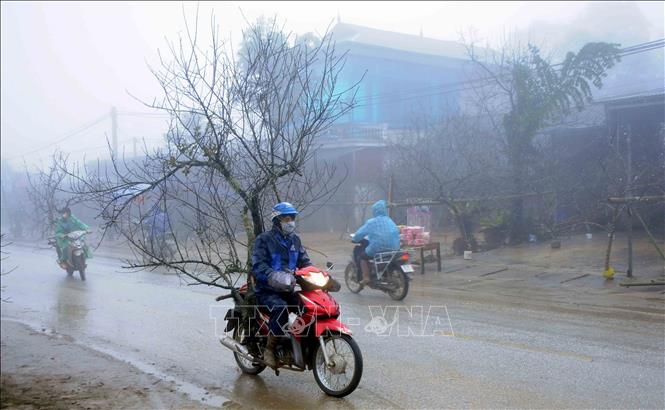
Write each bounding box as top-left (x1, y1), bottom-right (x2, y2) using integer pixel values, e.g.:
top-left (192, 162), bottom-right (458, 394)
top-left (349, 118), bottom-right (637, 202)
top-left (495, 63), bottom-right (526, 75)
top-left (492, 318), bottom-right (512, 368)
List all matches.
top-left (401, 264), bottom-right (414, 273)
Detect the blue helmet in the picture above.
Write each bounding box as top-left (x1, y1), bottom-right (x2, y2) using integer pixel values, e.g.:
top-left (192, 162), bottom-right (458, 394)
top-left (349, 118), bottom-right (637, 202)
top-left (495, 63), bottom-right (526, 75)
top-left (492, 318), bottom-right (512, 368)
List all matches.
top-left (270, 202), bottom-right (298, 222)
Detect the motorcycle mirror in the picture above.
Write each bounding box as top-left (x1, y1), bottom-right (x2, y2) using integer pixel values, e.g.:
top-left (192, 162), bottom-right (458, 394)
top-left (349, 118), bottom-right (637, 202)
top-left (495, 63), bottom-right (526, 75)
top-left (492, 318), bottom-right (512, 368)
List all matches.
top-left (326, 261), bottom-right (334, 270)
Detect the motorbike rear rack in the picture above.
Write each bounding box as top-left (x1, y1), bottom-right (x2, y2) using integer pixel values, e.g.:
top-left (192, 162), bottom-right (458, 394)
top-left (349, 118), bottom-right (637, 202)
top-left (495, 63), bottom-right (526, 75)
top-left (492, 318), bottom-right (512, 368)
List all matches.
top-left (372, 250), bottom-right (401, 280)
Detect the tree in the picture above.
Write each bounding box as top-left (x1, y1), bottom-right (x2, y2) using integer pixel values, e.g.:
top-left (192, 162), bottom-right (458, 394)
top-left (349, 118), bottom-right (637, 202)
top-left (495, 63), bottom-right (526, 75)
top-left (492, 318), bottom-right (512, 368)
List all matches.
top-left (389, 113), bottom-right (503, 251)
top-left (1, 233), bottom-right (17, 302)
top-left (25, 151), bottom-right (74, 239)
top-left (65, 13), bottom-right (360, 289)
top-left (465, 37), bottom-right (621, 243)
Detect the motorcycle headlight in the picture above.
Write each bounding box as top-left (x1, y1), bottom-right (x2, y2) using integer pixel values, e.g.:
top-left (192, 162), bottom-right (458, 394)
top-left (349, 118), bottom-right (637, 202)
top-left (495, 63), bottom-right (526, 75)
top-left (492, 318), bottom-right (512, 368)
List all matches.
top-left (302, 271), bottom-right (329, 288)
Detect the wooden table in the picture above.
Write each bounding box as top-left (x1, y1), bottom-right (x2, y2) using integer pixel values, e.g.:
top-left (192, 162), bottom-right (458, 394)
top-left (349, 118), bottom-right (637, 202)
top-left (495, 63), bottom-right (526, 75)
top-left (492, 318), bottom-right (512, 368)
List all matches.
top-left (404, 242), bottom-right (441, 274)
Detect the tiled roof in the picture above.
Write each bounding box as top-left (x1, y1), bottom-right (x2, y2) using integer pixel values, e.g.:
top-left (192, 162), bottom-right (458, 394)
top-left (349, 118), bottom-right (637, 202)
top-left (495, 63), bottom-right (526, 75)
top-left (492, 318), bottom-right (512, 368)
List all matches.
top-left (330, 22), bottom-right (473, 60)
top-left (594, 88), bottom-right (665, 104)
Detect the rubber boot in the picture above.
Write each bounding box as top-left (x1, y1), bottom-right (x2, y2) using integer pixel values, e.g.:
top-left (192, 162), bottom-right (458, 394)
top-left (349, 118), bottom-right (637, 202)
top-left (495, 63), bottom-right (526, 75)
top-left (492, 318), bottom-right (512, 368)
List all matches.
top-left (263, 335), bottom-right (278, 369)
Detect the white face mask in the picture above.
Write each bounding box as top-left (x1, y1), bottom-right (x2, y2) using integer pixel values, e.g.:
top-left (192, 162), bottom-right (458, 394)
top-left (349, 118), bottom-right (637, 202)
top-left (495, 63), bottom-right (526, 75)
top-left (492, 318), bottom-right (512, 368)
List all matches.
top-left (281, 220), bottom-right (296, 234)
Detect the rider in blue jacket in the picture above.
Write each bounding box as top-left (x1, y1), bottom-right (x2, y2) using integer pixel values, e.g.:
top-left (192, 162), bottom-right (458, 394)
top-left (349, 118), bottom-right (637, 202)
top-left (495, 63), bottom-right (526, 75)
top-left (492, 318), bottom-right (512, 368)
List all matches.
top-left (146, 205), bottom-right (168, 252)
top-left (352, 200), bottom-right (400, 285)
top-left (252, 202), bottom-right (312, 368)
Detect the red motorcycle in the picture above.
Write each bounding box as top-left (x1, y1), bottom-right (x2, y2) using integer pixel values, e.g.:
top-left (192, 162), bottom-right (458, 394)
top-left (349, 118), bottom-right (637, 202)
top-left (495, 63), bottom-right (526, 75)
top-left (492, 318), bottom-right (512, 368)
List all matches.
top-left (216, 265), bottom-right (363, 397)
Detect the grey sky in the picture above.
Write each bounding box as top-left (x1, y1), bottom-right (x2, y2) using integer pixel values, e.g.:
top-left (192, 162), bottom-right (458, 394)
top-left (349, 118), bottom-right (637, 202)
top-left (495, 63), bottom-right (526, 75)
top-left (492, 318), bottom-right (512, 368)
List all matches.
top-left (2, 1), bottom-right (663, 168)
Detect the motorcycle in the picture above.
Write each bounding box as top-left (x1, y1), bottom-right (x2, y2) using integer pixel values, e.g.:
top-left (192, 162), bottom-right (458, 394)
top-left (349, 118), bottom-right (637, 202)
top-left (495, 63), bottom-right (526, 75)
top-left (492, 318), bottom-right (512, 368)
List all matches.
top-left (215, 264), bottom-right (363, 398)
top-left (48, 230), bottom-right (91, 281)
top-left (344, 237), bottom-right (412, 300)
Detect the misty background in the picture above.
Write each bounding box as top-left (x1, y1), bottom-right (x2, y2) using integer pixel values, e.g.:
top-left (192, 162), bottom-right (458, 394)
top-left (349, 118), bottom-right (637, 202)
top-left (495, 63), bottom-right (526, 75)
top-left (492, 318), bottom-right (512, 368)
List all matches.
top-left (1, 1), bottom-right (663, 168)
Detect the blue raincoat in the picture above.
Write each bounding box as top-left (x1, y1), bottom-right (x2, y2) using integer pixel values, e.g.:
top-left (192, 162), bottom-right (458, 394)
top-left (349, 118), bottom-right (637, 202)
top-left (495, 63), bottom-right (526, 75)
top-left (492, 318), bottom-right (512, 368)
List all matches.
top-left (252, 225), bottom-right (312, 297)
top-left (147, 208), bottom-right (168, 237)
top-left (252, 224), bottom-right (312, 336)
top-left (352, 200), bottom-right (400, 257)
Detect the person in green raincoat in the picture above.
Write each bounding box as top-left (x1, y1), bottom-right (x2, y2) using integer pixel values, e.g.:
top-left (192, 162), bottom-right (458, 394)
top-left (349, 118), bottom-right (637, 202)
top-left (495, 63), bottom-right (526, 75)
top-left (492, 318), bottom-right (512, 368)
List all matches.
top-left (54, 207), bottom-right (92, 266)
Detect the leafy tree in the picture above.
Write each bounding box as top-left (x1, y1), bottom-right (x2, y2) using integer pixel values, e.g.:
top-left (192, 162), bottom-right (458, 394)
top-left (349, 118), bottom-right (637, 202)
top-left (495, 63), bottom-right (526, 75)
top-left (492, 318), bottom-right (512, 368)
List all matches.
top-left (467, 40), bottom-right (621, 243)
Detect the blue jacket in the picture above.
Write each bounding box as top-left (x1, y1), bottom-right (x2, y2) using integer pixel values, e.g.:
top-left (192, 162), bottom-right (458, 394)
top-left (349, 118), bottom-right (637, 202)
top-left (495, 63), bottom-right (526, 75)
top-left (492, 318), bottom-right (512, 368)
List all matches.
top-left (147, 209), bottom-right (168, 237)
top-left (252, 225), bottom-right (312, 295)
top-left (352, 200), bottom-right (400, 257)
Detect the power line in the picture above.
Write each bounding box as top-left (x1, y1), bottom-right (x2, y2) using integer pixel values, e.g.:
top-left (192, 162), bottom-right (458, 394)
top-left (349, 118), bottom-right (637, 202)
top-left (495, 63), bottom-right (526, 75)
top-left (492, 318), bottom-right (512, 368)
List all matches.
top-left (117, 111), bottom-right (171, 118)
top-left (350, 39), bottom-right (665, 109)
top-left (6, 113), bottom-right (109, 160)
top-left (112, 39), bottom-right (664, 118)
top-left (11, 38), bottom-right (658, 161)
top-left (349, 39), bottom-right (663, 105)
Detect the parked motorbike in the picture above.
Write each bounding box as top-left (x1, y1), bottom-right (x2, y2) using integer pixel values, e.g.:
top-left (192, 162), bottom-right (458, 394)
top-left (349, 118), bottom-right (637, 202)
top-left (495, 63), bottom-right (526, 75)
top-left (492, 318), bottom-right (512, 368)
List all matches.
top-left (48, 230), bottom-right (91, 281)
top-left (216, 264), bottom-right (363, 398)
top-left (344, 238), bottom-right (412, 300)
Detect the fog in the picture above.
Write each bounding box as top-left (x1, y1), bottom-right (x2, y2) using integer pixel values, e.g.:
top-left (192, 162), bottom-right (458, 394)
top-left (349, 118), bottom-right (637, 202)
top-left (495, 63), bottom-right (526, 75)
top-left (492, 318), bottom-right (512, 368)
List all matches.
top-left (2, 0), bottom-right (664, 237)
top-left (1, 4), bottom-right (664, 407)
top-left (1, 1), bottom-right (663, 167)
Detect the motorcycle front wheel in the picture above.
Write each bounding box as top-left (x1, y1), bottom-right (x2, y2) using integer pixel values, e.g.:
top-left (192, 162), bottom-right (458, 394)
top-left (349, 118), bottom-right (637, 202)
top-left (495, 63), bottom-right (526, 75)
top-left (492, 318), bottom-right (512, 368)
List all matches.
top-left (232, 324), bottom-right (265, 375)
top-left (74, 254), bottom-right (86, 281)
top-left (344, 262), bottom-right (363, 294)
top-left (313, 333), bottom-right (363, 398)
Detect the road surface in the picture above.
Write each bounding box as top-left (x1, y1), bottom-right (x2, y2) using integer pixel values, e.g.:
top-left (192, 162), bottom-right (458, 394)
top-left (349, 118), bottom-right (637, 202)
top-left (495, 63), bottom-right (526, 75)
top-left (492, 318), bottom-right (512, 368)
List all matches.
top-left (1, 244), bottom-right (663, 409)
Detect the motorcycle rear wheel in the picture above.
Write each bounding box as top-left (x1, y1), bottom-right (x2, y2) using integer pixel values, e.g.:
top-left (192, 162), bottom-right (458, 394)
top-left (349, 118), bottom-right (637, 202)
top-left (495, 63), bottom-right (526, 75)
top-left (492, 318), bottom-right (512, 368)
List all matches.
top-left (313, 333), bottom-right (363, 397)
top-left (232, 325), bottom-right (265, 375)
top-left (344, 262), bottom-right (363, 294)
top-left (387, 268), bottom-right (408, 301)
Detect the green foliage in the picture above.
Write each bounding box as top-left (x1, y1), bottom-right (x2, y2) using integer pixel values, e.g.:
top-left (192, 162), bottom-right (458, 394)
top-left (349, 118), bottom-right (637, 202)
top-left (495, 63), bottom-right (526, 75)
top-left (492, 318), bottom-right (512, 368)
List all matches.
top-left (479, 209), bottom-right (509, 230)
top-left (477, 209), bottom-right (510, 250)
top-left (504, 42), bottom-right (621, 143)
top-left (451, 200), bottom-right (478, 218)
top-left (497, 41), bottom-right (621, 243)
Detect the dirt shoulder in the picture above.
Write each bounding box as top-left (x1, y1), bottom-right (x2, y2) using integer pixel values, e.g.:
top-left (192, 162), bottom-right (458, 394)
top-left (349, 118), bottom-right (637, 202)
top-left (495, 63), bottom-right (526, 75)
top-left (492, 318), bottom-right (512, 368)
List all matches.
top-left (0, 320), bottom-right (218, 410)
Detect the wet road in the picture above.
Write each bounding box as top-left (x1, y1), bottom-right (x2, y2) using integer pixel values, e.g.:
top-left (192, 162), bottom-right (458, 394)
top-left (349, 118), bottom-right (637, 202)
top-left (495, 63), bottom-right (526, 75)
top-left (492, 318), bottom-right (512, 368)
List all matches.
top-left (2, 244), bottom-right (664, 409)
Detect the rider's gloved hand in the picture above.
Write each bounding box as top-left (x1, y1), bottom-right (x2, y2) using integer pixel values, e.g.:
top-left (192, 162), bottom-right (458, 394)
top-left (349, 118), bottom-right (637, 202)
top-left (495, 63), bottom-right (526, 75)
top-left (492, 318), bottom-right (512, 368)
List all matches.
top-left (267, 270), bottom-right (296, 293)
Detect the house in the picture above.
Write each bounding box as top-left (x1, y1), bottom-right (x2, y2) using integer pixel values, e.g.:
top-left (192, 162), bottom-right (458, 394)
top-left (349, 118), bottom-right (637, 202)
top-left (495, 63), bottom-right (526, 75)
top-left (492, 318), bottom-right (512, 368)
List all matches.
top-left (304, 22), bottom-right (478, 231)
top-left (541, 86), bottom-right (664, 232)
top-left (328, 22), bottom-right (473, 129)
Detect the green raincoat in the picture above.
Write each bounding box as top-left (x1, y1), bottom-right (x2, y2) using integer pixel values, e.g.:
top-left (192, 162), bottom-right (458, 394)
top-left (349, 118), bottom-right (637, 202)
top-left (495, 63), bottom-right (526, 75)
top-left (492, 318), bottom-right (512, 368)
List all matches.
top-left (54, 215), bottom-right (92, 262)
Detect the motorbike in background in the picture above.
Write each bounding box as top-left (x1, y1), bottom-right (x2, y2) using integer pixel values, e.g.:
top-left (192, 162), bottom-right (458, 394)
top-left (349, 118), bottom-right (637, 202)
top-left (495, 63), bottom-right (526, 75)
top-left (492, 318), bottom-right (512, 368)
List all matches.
top-left (344, 237), bottom-right (412, 300)
top-left (48, 230), bottom-right (91, 281)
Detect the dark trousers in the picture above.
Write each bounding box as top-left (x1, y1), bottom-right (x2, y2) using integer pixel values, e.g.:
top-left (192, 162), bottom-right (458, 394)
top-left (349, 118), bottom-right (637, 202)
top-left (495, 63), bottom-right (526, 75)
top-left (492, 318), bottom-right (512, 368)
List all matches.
top-left (256, 291), bottom-right (301, 336)
top-left (353, 240), bottom-right (371, 281)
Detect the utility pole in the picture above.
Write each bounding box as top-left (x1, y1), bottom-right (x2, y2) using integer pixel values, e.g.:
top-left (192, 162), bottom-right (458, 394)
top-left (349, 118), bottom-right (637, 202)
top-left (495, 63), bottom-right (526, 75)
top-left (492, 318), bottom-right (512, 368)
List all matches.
top-left (111, 107), bottom-right (118, 157)
top-left (626, 124), bottom-right (633, 278)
